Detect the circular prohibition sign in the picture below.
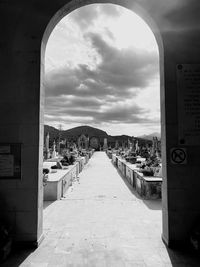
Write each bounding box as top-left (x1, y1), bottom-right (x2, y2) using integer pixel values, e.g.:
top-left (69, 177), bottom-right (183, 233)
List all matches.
top-left (171, 148), bottom-right (187, 164)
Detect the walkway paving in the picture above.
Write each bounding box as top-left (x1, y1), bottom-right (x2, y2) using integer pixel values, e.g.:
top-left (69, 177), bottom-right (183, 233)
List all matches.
top-left (2, 152), bottom-right (200, 266)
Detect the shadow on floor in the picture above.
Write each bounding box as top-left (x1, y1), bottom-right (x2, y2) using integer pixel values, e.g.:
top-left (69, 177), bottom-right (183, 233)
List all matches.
top-left (111, 161), bottom-right (162, 210)
top-left (43, 200), bottom-right (55, 210)
top-left (142, 198), bottom-right (162, 210)
top-left (165, 244), bottom-right (200, 266)
top-left (1, 247), bottom-right (35, 267)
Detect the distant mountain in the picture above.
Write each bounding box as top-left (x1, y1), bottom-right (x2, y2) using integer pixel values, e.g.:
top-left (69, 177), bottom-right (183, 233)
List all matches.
top-left (44, 124), bottom-right (154, 146)
top-left (44, 125), bottom-right (108, 144)
top-left (63, 125), bottom-right (108, 139)
top-left (138, 132), bottom-right (161, 140)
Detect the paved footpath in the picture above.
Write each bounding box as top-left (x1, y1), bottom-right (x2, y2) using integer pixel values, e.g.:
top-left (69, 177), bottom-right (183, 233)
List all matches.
top-left (3, 152), bottom-right (200, 266)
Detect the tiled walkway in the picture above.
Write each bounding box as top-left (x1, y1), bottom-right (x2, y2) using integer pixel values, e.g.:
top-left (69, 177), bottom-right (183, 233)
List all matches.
top-left (2, 152), bottom-right (200, 266)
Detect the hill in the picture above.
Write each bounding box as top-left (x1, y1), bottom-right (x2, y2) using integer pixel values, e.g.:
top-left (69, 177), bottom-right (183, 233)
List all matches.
top-left (44, 124), bottom-right (154, 146)
top-left (63, 125), bottom-right (108, 139)
top-left (44, 125), bottom-right (108, 144)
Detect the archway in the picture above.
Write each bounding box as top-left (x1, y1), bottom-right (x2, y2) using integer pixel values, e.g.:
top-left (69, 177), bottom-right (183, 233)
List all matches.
top-left (41, 0), bottom-right (165, 243)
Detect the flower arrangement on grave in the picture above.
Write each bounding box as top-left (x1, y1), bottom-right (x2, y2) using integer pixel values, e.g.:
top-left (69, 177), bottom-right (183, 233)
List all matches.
top-left (138, 155), bottom-right (161, 177)
top-left (139, 167), bottom-right (154, 176)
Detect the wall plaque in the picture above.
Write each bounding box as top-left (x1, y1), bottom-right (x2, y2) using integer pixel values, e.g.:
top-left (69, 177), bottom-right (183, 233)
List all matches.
top-left (177, 64), bottom-right (200, 145)
top-left (0, 143), bottom-right (21, 179)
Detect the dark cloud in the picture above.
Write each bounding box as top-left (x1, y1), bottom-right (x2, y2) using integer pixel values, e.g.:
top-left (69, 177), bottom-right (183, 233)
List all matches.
top-left (45, 96), bottom-right (102, 112)
top-left (45, 31), bottom-right (159, 126)
top-left (67, 96), bottom-right (102, 107)
top-left (45, 68), bottom-right (80, 96)
top-left (86, 33), bottom-right (158, 88)
top-left (45, 33), bottom-right (158, 98)
top-left (45, 94), bottom-right (159, 125)
top-left (96, 105), bottom-right (146, 123)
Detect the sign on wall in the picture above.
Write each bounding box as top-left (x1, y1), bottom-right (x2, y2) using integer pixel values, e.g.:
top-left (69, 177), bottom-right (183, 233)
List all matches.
top-left (170, 147), bottom-right (187, 165)
top-left (0, 143), bottom-right (21, 179)
top-left (177, 64), bottom-right (200, 145)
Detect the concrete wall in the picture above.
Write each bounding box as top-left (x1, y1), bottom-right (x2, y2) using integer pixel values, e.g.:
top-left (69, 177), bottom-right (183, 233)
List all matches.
top-left (0, 0), bottom-right (200, 247)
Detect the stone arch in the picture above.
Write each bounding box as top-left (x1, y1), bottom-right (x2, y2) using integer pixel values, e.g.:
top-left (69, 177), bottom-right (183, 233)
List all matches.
top-left (41, 0), bottom-right (165, 240)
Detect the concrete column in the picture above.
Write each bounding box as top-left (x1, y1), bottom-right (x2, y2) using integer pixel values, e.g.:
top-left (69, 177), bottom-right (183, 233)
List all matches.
top-left (162, 24), bottom-right (200, 246)
top-left (0, 3), bottom-right (46, 245)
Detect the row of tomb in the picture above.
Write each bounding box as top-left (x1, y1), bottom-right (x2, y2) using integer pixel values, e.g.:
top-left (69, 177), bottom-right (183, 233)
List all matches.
top-left (107, 149), bottom-right (162, 199)
top-left (43, 129), bottom-right (162, 200)
top-left (43, 149), bottom-right (95, 201)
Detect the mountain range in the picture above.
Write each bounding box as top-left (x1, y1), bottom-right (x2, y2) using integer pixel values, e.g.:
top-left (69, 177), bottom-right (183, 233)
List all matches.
top-left (44, 125), bottom-right (160, 146)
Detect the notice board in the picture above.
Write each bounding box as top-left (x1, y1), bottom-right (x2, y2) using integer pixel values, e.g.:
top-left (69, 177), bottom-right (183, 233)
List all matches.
top-left (177, 64), bottom-right (200, 145)
top-left (0, 143), bottom-right (21, 179)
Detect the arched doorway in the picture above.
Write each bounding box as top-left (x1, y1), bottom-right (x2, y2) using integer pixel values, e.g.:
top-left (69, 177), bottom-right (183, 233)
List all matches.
top-left (41, 0), bottom-right (165, 243)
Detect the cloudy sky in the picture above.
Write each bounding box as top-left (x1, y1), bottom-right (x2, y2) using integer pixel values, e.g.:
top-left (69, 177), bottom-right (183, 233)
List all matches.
top-left (44, 4), bottom-right (160, 136)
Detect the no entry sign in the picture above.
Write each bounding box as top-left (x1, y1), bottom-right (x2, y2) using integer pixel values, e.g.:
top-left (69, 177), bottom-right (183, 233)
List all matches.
top-left (170, 148), bottom-right (187, 164)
